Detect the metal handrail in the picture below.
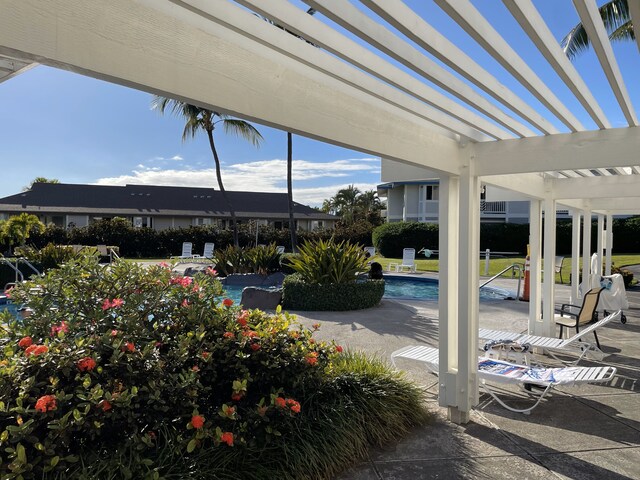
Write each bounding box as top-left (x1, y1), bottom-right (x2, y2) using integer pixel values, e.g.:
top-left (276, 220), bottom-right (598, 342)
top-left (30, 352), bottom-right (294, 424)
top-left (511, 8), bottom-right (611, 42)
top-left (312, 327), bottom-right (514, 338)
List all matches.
top-left (0, 259), bottom-right (24, 283)
top-left (17, 258), bottom-right (41, 276)
top-left (480, 263), bottom-right (524, 300)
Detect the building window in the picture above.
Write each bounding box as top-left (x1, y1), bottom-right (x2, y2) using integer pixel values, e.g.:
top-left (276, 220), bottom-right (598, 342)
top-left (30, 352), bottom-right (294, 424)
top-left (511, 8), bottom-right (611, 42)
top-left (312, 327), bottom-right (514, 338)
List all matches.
top-left (193, 218), bottom-right (212, 226)
top-left (425, 186), bottom-right (439, 201)
top-left (133, 217), bottom-right (152, 228)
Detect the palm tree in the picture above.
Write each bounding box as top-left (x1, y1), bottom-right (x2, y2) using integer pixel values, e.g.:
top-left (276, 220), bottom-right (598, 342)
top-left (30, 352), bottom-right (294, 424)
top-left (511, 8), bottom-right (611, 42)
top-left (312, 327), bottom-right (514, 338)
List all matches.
top-left (356, 190), bottom-right (384, 224)
top-left (23, 177), bottom-right (60, 191)
top-left (562, 0), bottom-right (633, 59)
top-left (333, 185), bottom-right (362, 224)
top-left (152, 97), bottom-right (263, 247)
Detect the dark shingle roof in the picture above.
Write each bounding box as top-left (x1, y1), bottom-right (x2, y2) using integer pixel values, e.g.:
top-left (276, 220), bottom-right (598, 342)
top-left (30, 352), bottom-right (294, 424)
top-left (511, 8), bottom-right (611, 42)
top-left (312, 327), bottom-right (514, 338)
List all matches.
top-left (0, 183), bottom-right (337, 220)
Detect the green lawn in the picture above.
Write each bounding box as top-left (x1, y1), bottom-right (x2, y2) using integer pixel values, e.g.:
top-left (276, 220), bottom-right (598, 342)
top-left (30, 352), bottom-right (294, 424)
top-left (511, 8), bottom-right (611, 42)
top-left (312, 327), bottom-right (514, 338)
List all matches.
top-left (371, 254), bottom-right (640, 284)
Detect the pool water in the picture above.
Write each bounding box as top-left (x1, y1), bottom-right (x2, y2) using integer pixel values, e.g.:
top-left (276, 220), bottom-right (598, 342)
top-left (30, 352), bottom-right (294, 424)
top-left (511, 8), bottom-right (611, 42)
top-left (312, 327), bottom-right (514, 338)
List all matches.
top-left (220, 276), bottom-right (511, 304)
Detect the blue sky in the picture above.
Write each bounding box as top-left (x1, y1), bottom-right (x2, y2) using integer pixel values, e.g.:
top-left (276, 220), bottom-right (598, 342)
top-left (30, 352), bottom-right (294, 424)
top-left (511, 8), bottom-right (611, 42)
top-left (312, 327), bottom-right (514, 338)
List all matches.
top-left (0, 1), bottom-right (637, 206)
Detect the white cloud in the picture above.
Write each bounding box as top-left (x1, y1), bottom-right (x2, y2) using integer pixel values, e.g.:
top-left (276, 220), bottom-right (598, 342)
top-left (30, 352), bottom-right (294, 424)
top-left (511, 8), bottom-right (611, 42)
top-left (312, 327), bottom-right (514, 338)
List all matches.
top-left (93, 157), bottom-right (381, 207)
top-left (170, 155), bottom-right (184, 161)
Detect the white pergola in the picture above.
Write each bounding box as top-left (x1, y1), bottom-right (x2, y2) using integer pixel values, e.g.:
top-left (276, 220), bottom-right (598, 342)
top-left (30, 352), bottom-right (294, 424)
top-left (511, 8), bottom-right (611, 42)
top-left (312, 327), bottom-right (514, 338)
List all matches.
top-left (1, 0), bottom-right (639, 423)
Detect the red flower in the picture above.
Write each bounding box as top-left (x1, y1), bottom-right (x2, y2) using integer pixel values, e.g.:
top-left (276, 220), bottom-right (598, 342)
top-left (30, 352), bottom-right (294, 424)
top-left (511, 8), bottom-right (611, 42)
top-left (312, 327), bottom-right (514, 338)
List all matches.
top-left (242, 330), bottom-right (258, 338)
top-left (181, 299), bottom-right (190, 307)
top-left (50, 321), bottom-right (69, 337)
top-left (222, 405), bottom-right (235, 417)
top-left (18, 337), bottom-right (32, 349)
top-left (25, 345), bottom-right (48, 357)
top-left (286, 399), bottom-right (301, 414)
top-left (220, 432), bottom-right (234, 447)
top-left (312, 323), bottom-right (321, 330)
top-left (305, 352), bottom-right (318, 366)
top-left (250, 343), bottom-right (261, 352)
top-left (205, 267), bottom-right (218, 277)
top-left (191, 365), bottom-right (200, 372)
top-left (110, 329), bottom-right (119, 337)
top-left (159, 262), bottom-right (170, 268)
top-left (101, 299), bottom-right (112, 310)
top-left (222, 298), bottom-right (234, 307)
top-left (335, 345), bottom-right (344, 353)
top-left (191, 415), bottom-right (205, 429)
top-left (35, 395), bottom-right (56, 413)
top-left (122, 342), bottom-right (135, 353)
top-left (223, 332), bottom-right (235, 339)
top-left (201, 351), bottom-right (210, 359)
top-left (237, 310), bottom-right (250, 327)
top-left (274, 397), bottom-right (286, 408)
top-left (111, 298), bottom-right (124, 308)
top-left (77, 357), bottom-right (97, 372)
top-left (231, 392), bottom-right (243, 401)
top-left (99, 400), bottom-right (112, 412)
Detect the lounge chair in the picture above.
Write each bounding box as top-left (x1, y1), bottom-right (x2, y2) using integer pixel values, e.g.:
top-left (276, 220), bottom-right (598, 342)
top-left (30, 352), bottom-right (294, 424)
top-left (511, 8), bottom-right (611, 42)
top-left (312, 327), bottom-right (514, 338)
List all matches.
top-left (479, 310), bottom-right (621, 364)
top-left (390, 345), bottom-right (617, 414)
top-left (555, 287), bottom-right (604, 348)
top-left (396, 248), bottom-right (416, 272)
top-left (364, 246), bottom-right (375, 258)
top-left (171, 242), bottom-right (194, 260)
top-left (200, 242), bottom-right (215, 260)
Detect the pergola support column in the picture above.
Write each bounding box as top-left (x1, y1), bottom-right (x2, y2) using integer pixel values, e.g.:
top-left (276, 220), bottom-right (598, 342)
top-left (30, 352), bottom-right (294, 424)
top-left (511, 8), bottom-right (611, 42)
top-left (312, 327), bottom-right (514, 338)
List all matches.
top-left (541, 195), bottom-right (556, 337)
top-left (438, 165), bottom-right (479, 424)
top-left (528, 200), bottom-right (542, 333)
top-left (571, 210), bottom-right (581, 304)
top-left (596, 214), bottom-right (604, 276)
top-left (582, 208), bottom-right (592, 295)
top-left (605, 213), bottom-right (613, 276)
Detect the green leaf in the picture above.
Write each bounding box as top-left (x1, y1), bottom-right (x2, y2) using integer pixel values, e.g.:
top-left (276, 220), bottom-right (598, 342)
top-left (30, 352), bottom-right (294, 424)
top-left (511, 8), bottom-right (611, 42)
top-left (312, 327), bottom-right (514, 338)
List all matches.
top-left (50, 456), bottom-right (59, 467)
top-left (186, 439), bottom-right (197, 453)
top-left (16, 443), bottom-right (26, 464)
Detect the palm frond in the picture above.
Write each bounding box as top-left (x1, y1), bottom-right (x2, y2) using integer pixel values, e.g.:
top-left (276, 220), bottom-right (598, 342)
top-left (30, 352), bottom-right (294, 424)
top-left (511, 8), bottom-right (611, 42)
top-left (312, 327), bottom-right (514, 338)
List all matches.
top-left (610, 21), bottom-right (635, 42)
top-left (221, 119), bottom-right (264, 147)
top-left (561, 0), bottom-right (630, 59)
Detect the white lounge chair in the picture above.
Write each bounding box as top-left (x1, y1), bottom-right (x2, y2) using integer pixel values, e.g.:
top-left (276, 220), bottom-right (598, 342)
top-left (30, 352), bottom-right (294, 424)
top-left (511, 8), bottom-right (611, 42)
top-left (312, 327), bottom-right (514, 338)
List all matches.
top-left (171, 242), bottom-right (194, 260)
top-left (396, 248), bottom-right (416, 272)
top-left (391, 345), bottom-right (617, 414)
top-left (201, 242), bottom-right (215, 260)
top-left (479, 310), bottom-right (621, 364)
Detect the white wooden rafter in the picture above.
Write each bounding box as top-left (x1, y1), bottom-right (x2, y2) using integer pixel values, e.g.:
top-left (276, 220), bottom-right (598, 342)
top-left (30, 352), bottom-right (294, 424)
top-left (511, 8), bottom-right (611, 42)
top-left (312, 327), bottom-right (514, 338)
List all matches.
top-left (434, 0), bottom-right (585, 132)
top-left (299, 0), bottom-right (534, 138)
top-left (503, 0), bottom-right (610, 129)
top-left (630, 0), bottom-right (640, 53)
top-left (359, 0), bottom-right (559, 135)
top-left (572, 0), bottom-right (638, 126)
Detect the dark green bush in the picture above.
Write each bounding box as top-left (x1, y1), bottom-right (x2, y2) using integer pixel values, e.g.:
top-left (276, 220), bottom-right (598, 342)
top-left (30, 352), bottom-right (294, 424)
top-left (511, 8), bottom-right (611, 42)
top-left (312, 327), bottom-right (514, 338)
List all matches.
top-left (372, 222), bottom-right (438, 258)
top-left (282, 274), bottom-right (385, 311)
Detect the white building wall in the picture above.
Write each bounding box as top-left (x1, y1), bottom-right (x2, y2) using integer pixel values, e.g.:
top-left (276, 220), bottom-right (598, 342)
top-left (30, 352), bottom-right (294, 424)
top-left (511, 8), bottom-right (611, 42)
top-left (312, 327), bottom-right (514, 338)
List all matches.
top-left (66, 215), bottom-right (89, 228)
top-left (404, 185), bottom-right (421, 222)
top-left (387, 188), bottom-right (405, 222)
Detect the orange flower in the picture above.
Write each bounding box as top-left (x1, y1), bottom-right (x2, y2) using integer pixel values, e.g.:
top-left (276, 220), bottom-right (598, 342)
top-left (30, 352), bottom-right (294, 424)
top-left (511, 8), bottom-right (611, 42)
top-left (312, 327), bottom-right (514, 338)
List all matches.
top-left (99, 400), bottom-right (112, 412)
top-left (35, 395), bottom-right (57, 413)
top-left (305, 352), bottom-right (318, 366)
top-left (274, 397), bottom-right (286, 408)
top-left (335, 345), bottom-right (344, 353)
top-left (201, 351), bottom-right (210, 359)
top-left (122, 342), bottom-right (135, 353)
top-left (77, 357), bottom-right (97, 372)
top-left (223, 331), bottom-right (235, 339)
top-left (25, 345), bottom-right (48, 357)
top-left (231, 392), bottom-right (243, 402)
top-left (191, 415), bottom-right (205, 429)
top-left (220, 432), bottom-right (234, 446)
top-left (222, 298), bottom-right (234, 307)
top-left (18, 336), bottom-right (32, 349)
top-left (250, 343), bottom-right (261, 352)
top-left (286, 399), bottom-right (301, 414)
top-left (312, 323), bottom-right (321, 330)
top-left (222, 405), bottom-right (235, 417)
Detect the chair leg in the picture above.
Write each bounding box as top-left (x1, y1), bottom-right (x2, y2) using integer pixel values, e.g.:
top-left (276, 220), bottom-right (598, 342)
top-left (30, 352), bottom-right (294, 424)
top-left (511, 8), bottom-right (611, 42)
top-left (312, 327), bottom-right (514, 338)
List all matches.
top-left (593, 330), bottom-right (601, 350)
top-left (558, 325), bottom-right (564, 339)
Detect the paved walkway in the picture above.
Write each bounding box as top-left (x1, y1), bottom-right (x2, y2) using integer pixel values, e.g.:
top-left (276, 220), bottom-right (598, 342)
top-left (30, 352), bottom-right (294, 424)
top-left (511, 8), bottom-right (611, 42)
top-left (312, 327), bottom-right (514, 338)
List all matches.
top-left (288, 271), bottom-right (640, 480)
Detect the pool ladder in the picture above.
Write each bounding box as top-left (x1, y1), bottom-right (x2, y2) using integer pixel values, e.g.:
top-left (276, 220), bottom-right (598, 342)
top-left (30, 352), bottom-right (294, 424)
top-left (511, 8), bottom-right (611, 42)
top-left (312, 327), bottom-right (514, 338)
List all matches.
top-left (479, 263), bottom-right (524, 300)
top-left (0, 258), bottom-right (41, 284)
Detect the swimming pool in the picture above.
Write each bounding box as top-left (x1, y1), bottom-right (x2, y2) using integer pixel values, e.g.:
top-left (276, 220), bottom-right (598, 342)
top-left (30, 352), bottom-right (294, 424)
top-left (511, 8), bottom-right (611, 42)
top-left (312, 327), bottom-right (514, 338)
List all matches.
top-left (220, 275), bottom-right (512, 304)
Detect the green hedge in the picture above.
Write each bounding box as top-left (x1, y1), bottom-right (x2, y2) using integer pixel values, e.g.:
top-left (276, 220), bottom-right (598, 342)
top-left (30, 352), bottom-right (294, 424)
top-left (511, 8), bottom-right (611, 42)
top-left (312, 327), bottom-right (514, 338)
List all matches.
top-left (372, 222), bottom-right (439, 258)
top-left (281, 274), bottom-right (385, 311)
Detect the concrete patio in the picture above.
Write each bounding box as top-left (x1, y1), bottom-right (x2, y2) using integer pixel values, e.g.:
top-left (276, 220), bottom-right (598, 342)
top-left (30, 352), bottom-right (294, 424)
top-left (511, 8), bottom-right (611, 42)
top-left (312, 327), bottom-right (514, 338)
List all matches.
top-left (290, 270), bottom-right (640, 480)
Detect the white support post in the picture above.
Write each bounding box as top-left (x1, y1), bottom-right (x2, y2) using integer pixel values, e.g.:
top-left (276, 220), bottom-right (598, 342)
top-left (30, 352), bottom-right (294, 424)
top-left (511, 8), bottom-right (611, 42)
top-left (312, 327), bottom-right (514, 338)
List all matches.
top-left (582, 208), bottom-right (592, 296)
top-left (453, 166), bottom-right (480, 422)
top-left (605, 213), bottom-right (613, 276)
top-left (597, 214), bottom-right (604, 276)
top-left (528, 200), bottom-right (542, 334)
top-left (402, 185), bottom-right (408, 222)
top-left (438, 175), bottom-right (460, 418)
top-left (571, 210), bottom-right (581, 304)
top-left (541, 195), bottom-right (556, 337)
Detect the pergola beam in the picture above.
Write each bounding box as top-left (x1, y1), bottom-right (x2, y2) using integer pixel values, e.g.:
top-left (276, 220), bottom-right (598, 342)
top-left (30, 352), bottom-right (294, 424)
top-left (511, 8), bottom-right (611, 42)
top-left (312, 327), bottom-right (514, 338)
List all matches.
top-left (552, 174), bottom-right (640, 199)
top-left (572, 0), bottom-right (638, 126)
top-left (630, 0), bottom-right (640, 54)
top-left (0, 0), bottom-right (463, 175)
top-left (434, 0), bottom-right (585, 132)
top-left (360, 0), bottom-right (559, 135)
top-left (474, 127), bottom-right (640, 175)
top-left (301, 0), bottom-right (534, 138)
top-left (503, 0), bottom-right (610, 129)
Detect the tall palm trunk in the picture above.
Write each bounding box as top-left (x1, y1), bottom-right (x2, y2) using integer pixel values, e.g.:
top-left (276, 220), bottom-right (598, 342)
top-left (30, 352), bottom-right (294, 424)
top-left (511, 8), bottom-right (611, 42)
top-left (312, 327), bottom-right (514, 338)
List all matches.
top-left (287, 132), bottom-right (297, 253)
top-left (206, 129), bottom-right (239, 247)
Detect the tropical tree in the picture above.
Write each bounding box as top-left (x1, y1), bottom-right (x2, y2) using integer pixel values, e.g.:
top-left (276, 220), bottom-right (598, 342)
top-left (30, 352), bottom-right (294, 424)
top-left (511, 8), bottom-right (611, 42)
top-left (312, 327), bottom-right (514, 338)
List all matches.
top-left (321, 186), bottom-right (384, 224)
top-left (562, 0), bottom-right (633, 59)
top-left (22, 177), bottom-right (60, 191)
top-left (333, 185), bottom-right (362, 224)
top-left (3, 213), bottom-right (45, 253)
top-left (357, 189), bottom-right (384, 225)
top-left (152, 97), bottom-right (263, 246)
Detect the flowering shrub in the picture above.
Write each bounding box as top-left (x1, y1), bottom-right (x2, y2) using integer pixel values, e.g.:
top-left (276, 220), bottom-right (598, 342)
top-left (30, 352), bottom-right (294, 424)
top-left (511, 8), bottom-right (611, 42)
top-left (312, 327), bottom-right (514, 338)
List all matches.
top-left (0, 254), bottom-right (346, 478)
